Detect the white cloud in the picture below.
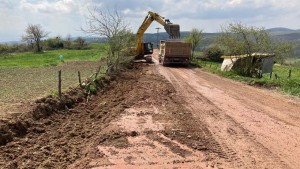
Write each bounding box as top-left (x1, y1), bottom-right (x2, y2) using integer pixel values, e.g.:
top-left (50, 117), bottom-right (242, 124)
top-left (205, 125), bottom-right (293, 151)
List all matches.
top-left (1, 0), bottom-right (300, 42)
top-left (0, 0), bottom-right (12, 9)
top-left (19, 0), bottom-right (76, 14)
top-left (228, 0), bottom-right (242, 7)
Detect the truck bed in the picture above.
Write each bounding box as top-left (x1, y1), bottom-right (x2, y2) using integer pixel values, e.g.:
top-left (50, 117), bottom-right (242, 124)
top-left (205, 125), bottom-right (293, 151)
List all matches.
top-left (164, 41), bottom-right (191, 57)
top-left (159, 41), bottom-right (191, 66)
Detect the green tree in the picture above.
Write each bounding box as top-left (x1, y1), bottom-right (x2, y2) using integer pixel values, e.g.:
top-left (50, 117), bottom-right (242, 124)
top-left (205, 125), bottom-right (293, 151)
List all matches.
top-left (22, 24), bottom-right (49, 52)
top-left (217, 23), bottom-right (293, 76)
top-left (45, 36), bottom-right (64, 50)
top-left (64, 34), bottom-right (72, 49)
top-left (74, 37), bottom-right (86, 49)
top-left (273, 41), bottom-right (294, 65)
top-left (184, 28), bottom-right (203, 60)
top-left (108, 29), bottom-right (135, 68)
top-left (204, 45), bottom-right (224, 62)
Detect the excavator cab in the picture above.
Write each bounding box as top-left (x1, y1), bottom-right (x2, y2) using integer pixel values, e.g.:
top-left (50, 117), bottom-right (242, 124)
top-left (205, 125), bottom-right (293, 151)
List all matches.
top-left (143, 42), bottom-right (153, 55)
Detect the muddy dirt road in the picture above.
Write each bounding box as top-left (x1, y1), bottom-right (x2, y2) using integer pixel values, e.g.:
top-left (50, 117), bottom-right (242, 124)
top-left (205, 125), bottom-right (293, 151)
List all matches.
top-left (1, 50), bottom-right (300, 168)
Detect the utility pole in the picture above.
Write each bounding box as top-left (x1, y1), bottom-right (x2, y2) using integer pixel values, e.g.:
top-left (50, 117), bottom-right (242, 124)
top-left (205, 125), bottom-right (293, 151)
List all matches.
top-left (155, 27), bottom-right (161, 49)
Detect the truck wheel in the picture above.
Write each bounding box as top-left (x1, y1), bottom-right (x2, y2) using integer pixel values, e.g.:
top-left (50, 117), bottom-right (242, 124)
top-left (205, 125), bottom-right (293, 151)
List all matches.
top-left (162, 61), bottom-right (166, 66)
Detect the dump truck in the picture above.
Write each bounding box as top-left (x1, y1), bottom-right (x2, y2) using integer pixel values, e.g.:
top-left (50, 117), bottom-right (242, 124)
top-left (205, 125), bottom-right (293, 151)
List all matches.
top-left (159, 40), bottom-right (191, 66)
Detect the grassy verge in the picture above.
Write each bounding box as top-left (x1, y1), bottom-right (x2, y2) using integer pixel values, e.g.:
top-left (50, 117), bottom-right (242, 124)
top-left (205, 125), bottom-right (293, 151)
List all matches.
top-left (0, 43), bottom-right (108, 68)
top-left (193, 60), bottom-right (300, 97)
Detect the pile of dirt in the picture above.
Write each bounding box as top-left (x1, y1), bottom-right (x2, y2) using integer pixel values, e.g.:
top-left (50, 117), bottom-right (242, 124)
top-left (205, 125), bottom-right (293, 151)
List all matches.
top-left (0, 73), bottom-right (113, 146)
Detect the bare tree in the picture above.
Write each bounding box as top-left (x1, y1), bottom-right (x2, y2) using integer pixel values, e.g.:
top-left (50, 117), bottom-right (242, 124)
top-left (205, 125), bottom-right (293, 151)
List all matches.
top-left (81, 7), bottom-right (133, 72)
top-left (22, 24), bottom-right (49, 52)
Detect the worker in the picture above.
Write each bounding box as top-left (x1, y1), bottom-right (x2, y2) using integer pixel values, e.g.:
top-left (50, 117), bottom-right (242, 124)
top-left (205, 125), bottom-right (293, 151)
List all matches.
top-left (59, 54), bottom-right (64, 62)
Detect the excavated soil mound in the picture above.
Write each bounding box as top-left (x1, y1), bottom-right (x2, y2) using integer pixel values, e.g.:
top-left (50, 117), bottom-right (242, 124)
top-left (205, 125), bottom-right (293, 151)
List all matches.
top-left (0, 75), bottom-right (112, 146)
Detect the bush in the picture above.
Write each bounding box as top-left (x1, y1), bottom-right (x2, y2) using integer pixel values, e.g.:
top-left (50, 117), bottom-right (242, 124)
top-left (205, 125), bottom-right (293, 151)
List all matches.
top-left (204, 45), bottom-right (224, 62)
top-left (86, 84), bottom-right (97, 94)
top-left (74, 37), bottom-right (88, 50)
top-left (0, 44), bottom-right (9, 55)
top-left (0, 44), bottom-right (31, 55)
top-left (44, 38), bottom-right (64, 50)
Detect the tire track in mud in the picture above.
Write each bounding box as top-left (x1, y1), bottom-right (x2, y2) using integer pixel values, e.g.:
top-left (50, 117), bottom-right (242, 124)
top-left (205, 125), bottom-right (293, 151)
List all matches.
top-left (174, 67), bottom-right (300, 169)
top-left (152, 66), bottom-right (231, 168)
top-left (94, 110), bottom-right (208, 169)
top-left (157, 65), bottom-right (290, 169)
top-left (161, 67), bottom-right (243, 167)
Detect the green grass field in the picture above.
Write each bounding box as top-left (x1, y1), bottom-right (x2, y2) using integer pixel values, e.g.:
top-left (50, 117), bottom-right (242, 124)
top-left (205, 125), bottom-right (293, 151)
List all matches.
top-left (0, 43), bottom-right (107, 68)
top-left (194, 60), bottom-right (300, 97)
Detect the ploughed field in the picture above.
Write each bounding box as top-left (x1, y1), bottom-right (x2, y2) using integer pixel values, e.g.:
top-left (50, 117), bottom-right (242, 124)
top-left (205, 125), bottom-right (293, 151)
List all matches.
top-left (0, 61), bottom-right (101, 117)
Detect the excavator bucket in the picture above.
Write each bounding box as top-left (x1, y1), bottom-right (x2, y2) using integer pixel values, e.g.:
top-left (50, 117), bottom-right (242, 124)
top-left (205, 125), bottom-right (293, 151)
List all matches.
top-left (164, 24), bottom-right (180, 39)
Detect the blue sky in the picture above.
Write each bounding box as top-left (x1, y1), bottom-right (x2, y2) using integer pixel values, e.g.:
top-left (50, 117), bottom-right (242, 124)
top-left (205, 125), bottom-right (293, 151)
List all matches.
top-left (1, 0), bottom-right (300, 42)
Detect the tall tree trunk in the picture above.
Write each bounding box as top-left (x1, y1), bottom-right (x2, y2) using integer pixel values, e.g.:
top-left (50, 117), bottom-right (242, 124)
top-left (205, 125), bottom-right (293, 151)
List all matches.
top-left (36, 39), bottom-right (41, 52)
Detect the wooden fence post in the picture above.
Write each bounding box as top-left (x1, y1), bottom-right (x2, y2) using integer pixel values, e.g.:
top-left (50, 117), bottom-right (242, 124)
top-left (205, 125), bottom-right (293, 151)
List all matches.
top-left (58, 70), bottom-right (62, 99)
top-left (78, 71), bottom-right (82, 87)
top-left (288, 70), bottom-right (292, 79)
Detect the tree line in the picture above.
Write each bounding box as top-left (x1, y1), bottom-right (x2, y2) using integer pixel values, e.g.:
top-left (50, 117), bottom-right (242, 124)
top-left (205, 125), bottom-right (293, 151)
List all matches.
top-left (0, 24), bottom-right (89, 55)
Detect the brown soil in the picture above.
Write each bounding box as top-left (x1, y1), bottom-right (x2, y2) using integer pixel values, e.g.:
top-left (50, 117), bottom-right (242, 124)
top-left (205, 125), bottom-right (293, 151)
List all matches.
top-left (0, 50), bottom-right (300, 168)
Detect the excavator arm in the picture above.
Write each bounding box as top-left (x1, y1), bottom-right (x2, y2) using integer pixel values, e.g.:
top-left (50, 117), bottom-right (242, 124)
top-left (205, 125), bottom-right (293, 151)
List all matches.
top-left (136, 11), bottom-right (180, 56)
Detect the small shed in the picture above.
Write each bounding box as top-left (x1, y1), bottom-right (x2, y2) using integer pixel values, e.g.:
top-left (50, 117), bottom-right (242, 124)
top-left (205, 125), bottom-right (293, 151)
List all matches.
top-left (221, 53), bottom-right (275, 74)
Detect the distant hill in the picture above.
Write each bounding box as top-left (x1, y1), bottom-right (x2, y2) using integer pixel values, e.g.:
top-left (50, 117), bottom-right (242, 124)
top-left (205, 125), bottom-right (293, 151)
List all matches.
top-left (272, 32), bottom-right (300, 41)
top-left (266, 27), bottom-right (297, 33)
top-left (143, 32), bottom-right (218, 50)
top-left (143, 29), bottom-right (300, 57)
top-left (265, 28), bottom-right (300, 56)
top-left (2, 27), bottom-right (300, 57)
top-left (0, 41), bottom-right (23, 45)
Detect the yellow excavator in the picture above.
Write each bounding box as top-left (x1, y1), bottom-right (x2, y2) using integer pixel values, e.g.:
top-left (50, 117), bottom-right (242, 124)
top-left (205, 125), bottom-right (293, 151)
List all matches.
top-left (135, 11), bottom-right (180, 59)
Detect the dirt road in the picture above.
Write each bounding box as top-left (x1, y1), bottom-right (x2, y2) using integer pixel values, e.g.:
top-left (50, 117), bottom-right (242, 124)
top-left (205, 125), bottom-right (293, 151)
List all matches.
top-left (1, 50), bottom-right (300, 168)
top-left (153, 50), bottom-right (300, 169)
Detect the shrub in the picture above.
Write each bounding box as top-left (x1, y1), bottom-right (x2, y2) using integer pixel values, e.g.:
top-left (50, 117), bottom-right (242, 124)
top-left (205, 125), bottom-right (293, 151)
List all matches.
top-left (86, 84), bottom-right (97, 94)
top-left (204, 45), bottom-right (224, 62)
top-left (44, 38), bottom-right (64, 50)
top-left (0, 44), bottom-right (31, 55)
